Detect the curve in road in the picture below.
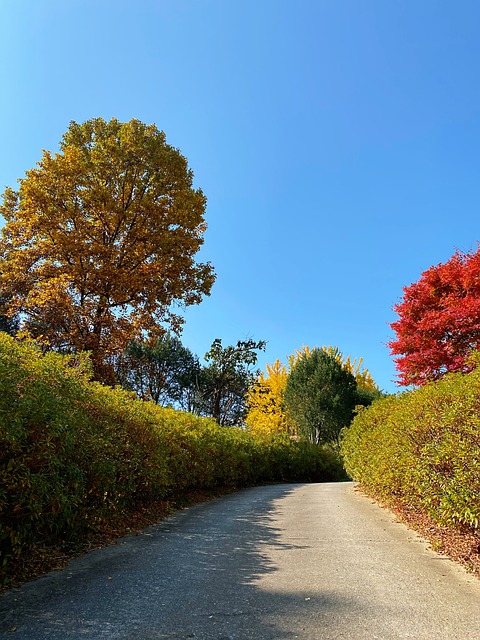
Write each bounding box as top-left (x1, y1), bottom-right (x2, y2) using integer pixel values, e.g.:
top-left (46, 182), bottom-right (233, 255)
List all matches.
top-left (1, 482), bottom-right (480, 639)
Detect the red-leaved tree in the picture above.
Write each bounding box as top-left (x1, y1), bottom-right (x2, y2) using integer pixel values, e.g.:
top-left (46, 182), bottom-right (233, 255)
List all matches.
top-left (389, 248), bottom-right (480, 386)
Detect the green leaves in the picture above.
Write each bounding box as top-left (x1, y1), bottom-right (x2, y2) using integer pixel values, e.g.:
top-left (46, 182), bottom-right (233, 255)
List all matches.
top-left (284, 348), bottom-right (358, 444)
top-left (341, 365), bottom-right (480, 534)
top-left (0, 334), bottom-right (341, 585)
top-left (116, 334), bottom-right (200, 408)
top-left (197, 338), bottom-right (266, 426)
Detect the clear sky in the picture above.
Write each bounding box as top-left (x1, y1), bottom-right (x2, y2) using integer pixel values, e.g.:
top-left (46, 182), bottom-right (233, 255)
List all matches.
top-left (1, 0), bottom-right (480, 392)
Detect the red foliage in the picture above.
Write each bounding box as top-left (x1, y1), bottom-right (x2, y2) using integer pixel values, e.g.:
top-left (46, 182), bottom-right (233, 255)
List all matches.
top-left (389, 248), bottom-right (480, 386)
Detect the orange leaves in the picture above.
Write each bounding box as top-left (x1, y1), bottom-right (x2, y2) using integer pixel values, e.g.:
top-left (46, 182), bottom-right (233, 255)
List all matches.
top-left (0, 118), bottom-right (215, 381)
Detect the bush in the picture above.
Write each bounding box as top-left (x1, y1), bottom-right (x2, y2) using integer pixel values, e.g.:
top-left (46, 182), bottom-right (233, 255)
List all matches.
top-left (0, 334), bottom-right (344, 581)
top-left (341, 365), bottom-right (480, 533)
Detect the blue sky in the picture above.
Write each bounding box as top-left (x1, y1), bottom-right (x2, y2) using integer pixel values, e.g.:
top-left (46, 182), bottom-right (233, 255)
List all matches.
top-left (1, 0), bottom-right (480, 392)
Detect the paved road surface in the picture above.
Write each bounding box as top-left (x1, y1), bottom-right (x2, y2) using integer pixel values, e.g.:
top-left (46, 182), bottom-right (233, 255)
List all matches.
top-left (1, 482), bottom-right (480, 639)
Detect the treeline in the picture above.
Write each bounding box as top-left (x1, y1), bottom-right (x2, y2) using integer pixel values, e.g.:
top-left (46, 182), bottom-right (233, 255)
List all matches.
top-left (113, 337), bottom-right (384, 442)
top-left (246, 346), bottom-right (383, 443)
top-left (0, 116), bottom-right (382, 586)
top-left (0, 334), bottom-right (346, 584)
top-left (0, 117), bottom-right (381, 435)
top-left (117, 335), bottom-right (266, 426)
top-left (341, 360), bottom-right (480, 534)
top-left (1, 296), bottom-right (267, 428)
top-left (1, 309), bottom-right (382, 440)
top-left (0, 117), bottom-right (382, 438)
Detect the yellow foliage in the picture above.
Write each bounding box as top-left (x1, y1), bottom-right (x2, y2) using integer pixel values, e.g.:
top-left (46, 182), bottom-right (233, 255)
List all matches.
top-left (245, 359), bottom-right (296, 436)
top-left (287, 344), bottom-right (314, 370)
top-left (0, 118), bottom-right (215, 382)
top-left (323, 347), bottom-right (380, 391)
top-left (246, 346), bottom-right (380, 436)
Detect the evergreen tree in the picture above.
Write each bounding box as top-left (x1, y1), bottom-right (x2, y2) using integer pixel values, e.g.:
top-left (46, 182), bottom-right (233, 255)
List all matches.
top-left (284, 347), bottom-right (357, 444)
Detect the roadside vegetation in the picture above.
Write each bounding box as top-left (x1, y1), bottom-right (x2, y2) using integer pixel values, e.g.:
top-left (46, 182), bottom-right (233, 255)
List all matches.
top-left (341, 365), bottom-right (480, 534)
top-left (341, 368), bottom-right (480, 575)
top-left (0, 117), bottom-right (380, 588)
top-left (0, 334), bottom-right (347, 587)
top-left (11, 113), bottom-right (479, 588)
top-left (342, 247), bottom-right (480, 575)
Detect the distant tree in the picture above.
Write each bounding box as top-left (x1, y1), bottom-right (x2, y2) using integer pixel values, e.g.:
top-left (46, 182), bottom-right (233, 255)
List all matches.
top-left (284, 347), bottom-right (357, 444)
top-left (247, 347), bottom-right (381, 436)
top-left (116, 334), bottom-right (200, 408)
top-left (354, 384), bottom-right (383, 408)
top-left (245, 359), bottom-right (297, 436)
top-left (389, 248), bottom-right (480, 386)
top-left (0, 117), bottom-right (215, 382)
top-left (196, 338), bottom-right (266, 426)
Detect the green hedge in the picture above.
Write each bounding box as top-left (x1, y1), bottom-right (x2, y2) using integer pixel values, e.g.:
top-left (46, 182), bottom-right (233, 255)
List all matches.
top-left (0, 334), bottom-right (345, 580)
top-left (341, 365), bottom-right (480, 533)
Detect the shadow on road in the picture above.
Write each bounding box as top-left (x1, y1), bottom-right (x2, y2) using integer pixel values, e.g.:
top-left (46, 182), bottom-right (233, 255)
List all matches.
top-left (0, 484), bottom-right (355, 639)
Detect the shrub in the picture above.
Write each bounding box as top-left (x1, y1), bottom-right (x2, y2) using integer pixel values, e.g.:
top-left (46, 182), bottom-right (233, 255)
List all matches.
top-left (341, 366), bottom-right (480, 533)
top-left (0, 334), bottom-right (344, 582)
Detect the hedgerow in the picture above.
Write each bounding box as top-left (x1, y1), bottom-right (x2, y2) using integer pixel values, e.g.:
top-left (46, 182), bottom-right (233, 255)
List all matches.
top-left (341, 363), bottom-right (480, 533)
top-left (0, 333), bottom-right (345, 582)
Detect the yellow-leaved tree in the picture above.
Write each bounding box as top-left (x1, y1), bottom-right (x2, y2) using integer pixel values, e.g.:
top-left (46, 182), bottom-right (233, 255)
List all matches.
top-left (246, 346), bottom-right (381, 439)
top-left (245, 359), bottom-right (297, 436)
top-left (0, 118), bottom-right (215, 382)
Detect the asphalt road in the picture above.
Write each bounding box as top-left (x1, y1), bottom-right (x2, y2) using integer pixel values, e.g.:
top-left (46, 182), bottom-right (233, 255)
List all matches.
top-left (1, 482), bottom-right (480, 639)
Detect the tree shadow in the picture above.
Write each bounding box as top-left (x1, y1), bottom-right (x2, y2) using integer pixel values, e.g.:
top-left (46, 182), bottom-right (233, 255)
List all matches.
top-left (0, 484), bottom-right (358, 639)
